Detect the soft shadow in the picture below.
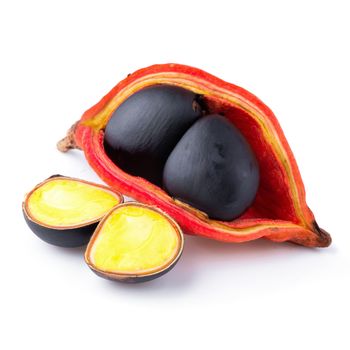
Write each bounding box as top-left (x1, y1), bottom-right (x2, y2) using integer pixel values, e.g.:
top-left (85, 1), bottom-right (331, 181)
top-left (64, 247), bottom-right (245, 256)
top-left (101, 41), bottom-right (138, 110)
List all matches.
top-left (100, 247), bottom-right (194, 293)
top-left (100, 235), bottom-right (334, 295)
top-left (44, 244), bottom-right (86, 262)
top-left (180, 235), bottom-right (335, 273)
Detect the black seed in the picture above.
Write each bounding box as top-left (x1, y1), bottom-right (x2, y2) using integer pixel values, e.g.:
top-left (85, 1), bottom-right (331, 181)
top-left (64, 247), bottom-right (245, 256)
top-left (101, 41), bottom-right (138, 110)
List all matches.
top-left (162, 115), bottom-right (260, 221)
top-left (104, 85), bottom-right (202, 186)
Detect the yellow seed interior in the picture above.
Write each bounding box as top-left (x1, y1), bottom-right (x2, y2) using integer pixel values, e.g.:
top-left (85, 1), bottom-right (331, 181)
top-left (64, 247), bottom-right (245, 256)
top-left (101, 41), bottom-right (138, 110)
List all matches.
top-left (27, 179), bottom-right (120, 227)
top-left (90, 205), bottom-right (180, 274)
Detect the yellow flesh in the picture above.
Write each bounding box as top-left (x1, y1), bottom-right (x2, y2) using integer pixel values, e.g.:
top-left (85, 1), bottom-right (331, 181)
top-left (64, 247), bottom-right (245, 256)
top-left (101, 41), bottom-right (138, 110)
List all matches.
top-left (27, 179), bottom-right (120, 227)
top-left (91, 206), bottom-right (179, 273)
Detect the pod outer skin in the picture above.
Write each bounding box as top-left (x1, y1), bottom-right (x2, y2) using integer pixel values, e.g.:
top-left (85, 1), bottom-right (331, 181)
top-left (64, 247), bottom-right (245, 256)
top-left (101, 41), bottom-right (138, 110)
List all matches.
top-left (163, 115), bottom-right (259, 221)
top-left (23, 210), bottom-right (97, 247)
top-left (104, 85), bottom-right (202, 186)
top-left (58, 63), bottom-right (331, 247)
top-left (87, 250), bottom-right (182, 283)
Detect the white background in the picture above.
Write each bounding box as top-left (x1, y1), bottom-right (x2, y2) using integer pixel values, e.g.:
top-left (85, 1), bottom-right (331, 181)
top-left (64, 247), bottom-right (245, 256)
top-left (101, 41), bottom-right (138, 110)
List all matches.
top-left (1, 1), bottom-right (349, 349)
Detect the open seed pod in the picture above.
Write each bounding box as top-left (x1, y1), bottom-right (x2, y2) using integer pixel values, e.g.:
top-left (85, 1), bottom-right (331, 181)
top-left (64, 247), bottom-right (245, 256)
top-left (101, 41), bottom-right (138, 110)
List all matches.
top-left (58, 63), bottom-right (331, 247)
top-left (23, 175), bottom-right (123, 247)
top-left (85, 202), bottom-right (184, 283)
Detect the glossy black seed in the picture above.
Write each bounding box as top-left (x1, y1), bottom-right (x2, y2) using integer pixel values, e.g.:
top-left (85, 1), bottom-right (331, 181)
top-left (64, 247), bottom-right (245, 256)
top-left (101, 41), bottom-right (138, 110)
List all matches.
top-left (104, 85), bottom-right (202, 186)
top-left (163, 115), bottom-right (260, 221)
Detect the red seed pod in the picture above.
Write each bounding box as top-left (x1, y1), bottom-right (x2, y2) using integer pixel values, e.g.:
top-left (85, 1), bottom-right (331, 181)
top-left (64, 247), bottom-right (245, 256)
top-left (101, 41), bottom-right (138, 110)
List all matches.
top-left (58, 64), bottom-right (331, 247)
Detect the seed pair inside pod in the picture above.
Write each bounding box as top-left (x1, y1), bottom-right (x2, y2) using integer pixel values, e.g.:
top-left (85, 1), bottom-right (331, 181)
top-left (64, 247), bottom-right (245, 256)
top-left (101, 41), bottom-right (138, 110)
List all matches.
top-left (103, 85), bottom-right (259, 221)
top-left (23, 176), bottom-right (183, 282)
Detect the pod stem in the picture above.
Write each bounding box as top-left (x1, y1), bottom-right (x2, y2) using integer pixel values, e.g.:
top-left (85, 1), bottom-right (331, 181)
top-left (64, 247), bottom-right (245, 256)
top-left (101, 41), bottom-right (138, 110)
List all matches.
top-left (312, 221), bottom-right (332, 247)
top-left (290, 221), bottom-right (332, 247)
top-left (57, 121), bottom-right (81, 152)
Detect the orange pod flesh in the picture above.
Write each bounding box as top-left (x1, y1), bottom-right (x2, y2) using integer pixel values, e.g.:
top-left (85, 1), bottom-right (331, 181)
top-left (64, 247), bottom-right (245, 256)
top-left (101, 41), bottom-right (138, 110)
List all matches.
top-left (58, 64), bottom-right (331, 247)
